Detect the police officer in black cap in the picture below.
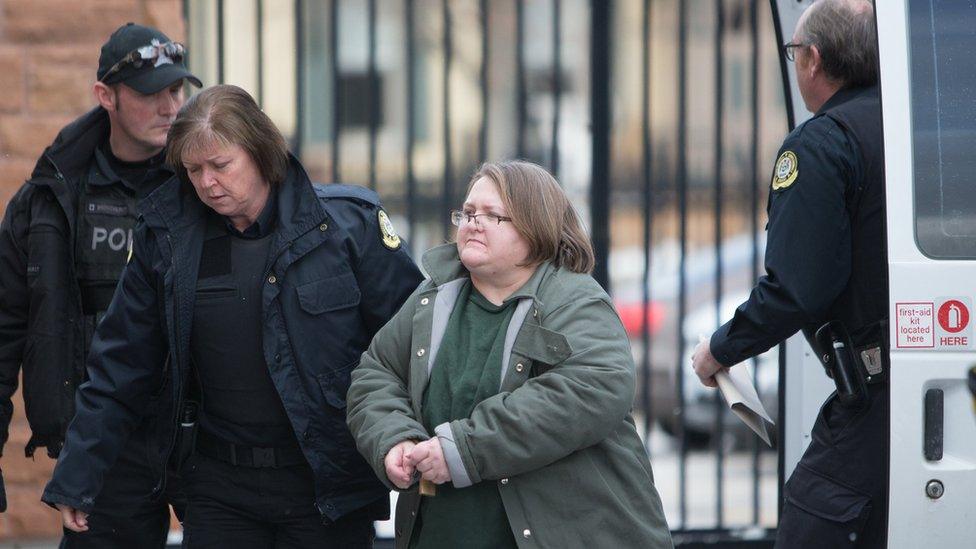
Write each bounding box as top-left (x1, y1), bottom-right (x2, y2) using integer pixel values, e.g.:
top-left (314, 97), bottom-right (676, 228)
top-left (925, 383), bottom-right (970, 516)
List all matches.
top-left (692, 1), bottom-right (887, 547)
top-left (0, 22), bottom-right (201, 547)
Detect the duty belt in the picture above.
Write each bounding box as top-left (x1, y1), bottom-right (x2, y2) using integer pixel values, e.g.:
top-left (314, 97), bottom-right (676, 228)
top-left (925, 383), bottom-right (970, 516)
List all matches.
top-left (196, 429), bottom-right (307, 469)
top-left (813, 320), bottom-right (886, 408)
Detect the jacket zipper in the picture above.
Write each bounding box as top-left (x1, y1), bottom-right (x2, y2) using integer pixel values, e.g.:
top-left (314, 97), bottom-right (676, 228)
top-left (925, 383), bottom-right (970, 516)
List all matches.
top-left (156, 233), bottom-right (184, 497)
top-left (42, 152), bottom-right (89, 439)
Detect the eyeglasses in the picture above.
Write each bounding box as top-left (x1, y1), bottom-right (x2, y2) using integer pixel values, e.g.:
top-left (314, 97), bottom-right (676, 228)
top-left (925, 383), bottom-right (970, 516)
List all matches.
top-left (100, 40), bottom-right (187, 82)
top-left (450, 210), bottom-right (513, 227)
top-left (782, 42), bottom-right (807, 62)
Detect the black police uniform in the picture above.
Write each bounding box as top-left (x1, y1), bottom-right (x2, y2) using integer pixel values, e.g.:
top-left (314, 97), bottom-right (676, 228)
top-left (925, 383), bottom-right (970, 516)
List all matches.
top-left (0, 107), bottom-right (178, 548)
top-left (709, 85), bottom-right (888, 548)
top-left (42, 155), bottom-right (425, 548)
top-left (180, 191), bottom-right (380, 547)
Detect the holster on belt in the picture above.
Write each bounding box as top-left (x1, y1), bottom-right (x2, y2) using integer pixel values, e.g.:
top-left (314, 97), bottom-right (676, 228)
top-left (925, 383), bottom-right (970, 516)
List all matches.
top-left (814, 321), bottom-right (869, 408)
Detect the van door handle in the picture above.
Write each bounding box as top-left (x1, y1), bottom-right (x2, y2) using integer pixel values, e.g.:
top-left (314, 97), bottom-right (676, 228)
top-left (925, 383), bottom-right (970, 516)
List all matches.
top-left (924, 388), bottom-right (944, 461)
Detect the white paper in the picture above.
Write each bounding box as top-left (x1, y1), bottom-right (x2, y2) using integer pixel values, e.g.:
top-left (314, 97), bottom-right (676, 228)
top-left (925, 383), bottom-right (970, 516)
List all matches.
top-left (699, 335), bottom-right (774, 446)
top-left (714, 365), bottom-right (774, 446)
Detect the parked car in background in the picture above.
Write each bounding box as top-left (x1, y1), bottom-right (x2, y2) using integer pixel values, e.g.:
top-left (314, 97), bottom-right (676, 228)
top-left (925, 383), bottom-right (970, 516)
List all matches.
top-left (613, 234), bottom-right (774, 448)
top-left (674, 291), bottom-right (778, 447)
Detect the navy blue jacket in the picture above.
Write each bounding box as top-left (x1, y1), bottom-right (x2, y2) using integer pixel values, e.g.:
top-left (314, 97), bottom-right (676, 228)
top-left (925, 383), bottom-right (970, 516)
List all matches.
top-left (42, 156), bottom-right (423, 522)
top-left (710, 86), bottom-right (886, 366)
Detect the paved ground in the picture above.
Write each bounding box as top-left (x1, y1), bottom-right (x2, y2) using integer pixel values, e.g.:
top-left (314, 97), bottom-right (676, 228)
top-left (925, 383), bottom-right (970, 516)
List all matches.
top-left (640, 425), bottom-right (779, 532)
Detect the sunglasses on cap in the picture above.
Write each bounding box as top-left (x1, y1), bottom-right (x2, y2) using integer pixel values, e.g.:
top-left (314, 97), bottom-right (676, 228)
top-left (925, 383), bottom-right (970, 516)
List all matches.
top-left (100, 39), bottom-right (187, 83)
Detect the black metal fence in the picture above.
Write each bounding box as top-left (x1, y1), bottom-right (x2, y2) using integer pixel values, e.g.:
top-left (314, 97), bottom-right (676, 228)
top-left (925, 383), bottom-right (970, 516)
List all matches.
top-left (186, 0), bottom-right (787, 544)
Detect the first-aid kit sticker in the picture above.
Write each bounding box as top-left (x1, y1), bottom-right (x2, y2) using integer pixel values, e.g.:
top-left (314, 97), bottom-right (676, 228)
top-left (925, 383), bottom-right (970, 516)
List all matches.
top-left (934, 297), bottom-right (973, 349)
top-left (895, 298), bottom-right (974, 350)
top-left (895, 302), bottom-right (934, 348)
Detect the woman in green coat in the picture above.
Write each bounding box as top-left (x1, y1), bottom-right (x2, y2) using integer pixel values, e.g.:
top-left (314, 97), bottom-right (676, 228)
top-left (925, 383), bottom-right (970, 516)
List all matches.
top-left (347, 161), bottom-right (672, 548)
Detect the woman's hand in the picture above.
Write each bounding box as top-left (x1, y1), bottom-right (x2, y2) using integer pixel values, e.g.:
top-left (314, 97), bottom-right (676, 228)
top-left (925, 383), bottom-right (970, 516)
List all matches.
top-left (56, 504), bottom-right (89, 532)
top-left (407, 438), bottom-right (452, 485)
top-left (385, 440), bottom-right (418, 489)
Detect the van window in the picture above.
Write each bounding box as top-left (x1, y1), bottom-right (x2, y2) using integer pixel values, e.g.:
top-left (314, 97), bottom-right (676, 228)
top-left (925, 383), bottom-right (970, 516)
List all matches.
top-left (909, 0), bottom-right (976, 259)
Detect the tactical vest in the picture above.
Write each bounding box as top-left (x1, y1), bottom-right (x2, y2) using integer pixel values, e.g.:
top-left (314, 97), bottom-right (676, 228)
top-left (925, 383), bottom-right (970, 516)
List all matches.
top-left (74, 156), bottom-right (140, 358)
top-left (823, 86), bottom-right (888, 347)
top-left (190, 214), bottom-right (297, 448)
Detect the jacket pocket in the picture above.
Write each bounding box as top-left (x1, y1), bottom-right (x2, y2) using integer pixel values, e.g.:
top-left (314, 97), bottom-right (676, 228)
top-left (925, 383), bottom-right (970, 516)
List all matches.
top-left (317, 360), bottom-right (358, 410)
top-left (779, 465), bottom-right (872, 546)
top-left (296, 273), bottom-right (361, 315)
top-left (194, 287), bottom-right (238, 301)
top-left (512, 323), bottom-right (573, 375)
top-left (813, 392), bottom-right (871, 448)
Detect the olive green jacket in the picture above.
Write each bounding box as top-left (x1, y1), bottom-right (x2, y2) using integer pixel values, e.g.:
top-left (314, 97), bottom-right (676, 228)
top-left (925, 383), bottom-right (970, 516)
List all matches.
top-left (347, 244), bottom-right (673, 548)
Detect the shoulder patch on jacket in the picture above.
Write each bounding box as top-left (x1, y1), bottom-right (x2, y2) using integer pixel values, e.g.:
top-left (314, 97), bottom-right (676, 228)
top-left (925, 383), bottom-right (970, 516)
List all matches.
top-left (771, 150), bottom-right (799, 191)
top-left (377, 209), bottom-right (401, 250)
top-left (313, 183), bottom-right (380, 207)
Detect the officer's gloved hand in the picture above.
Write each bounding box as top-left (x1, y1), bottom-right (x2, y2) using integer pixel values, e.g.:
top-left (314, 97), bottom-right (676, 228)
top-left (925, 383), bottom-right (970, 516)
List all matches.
top-left (0, 467), bottom-right (6, 512)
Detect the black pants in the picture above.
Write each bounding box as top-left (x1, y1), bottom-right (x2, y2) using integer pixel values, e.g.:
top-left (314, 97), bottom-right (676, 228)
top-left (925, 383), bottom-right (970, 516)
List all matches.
top-left (60, 431), bottom-right (177, 549)
top-left (181, 453), bottom-right (375, 548)
top-left (776, 384), bottom-right (889, 548)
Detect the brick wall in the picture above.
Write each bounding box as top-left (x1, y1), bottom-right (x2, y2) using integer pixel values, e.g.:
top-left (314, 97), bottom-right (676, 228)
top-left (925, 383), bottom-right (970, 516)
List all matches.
top-left (0, 0), bottom-right (185, 540)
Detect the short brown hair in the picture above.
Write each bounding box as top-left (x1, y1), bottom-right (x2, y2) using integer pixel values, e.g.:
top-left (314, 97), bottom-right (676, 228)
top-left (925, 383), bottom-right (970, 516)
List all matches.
top-left (166, 84), bottom-right (289, 186)
top-left (466, 161), bottom-right (595, 273)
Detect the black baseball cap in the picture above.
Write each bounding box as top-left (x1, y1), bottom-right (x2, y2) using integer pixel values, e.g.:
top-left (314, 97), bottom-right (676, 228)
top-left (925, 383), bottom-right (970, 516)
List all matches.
top-left (97, 23), bottom-right (202, 94)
